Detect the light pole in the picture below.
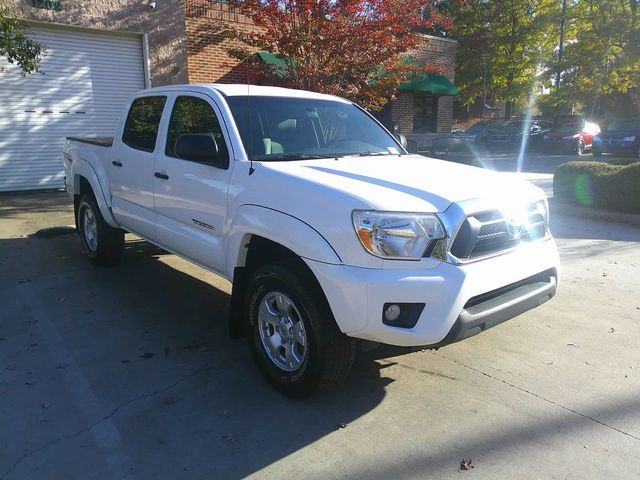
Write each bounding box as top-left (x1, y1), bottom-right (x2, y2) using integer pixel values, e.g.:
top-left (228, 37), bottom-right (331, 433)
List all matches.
top-left (481, 53), bottom-right (489, 118)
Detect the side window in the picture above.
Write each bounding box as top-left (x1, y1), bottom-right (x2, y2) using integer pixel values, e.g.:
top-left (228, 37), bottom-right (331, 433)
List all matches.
top-left (122, 96), bottom-right (166, 152)
top-left (165, 96), bottom-right (229, 162)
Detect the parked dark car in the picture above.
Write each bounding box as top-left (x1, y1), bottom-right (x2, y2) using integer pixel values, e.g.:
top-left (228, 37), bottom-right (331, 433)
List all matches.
top-left (592, 118), bottom-right (640, 157)
top-left (456, 120), bottom-right (507, 151)
top-left (543, 122), bottom-right (600, 155)
top-left (486, 120), bottom-right (553, 152)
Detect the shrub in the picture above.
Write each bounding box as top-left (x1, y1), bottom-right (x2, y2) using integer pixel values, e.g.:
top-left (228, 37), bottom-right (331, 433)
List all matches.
top-left (553, 161), bottom-right (640, 213)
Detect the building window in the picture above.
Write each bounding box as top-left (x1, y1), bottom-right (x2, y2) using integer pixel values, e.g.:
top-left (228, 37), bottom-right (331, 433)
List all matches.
top-left (413, 95), bottom-right (438, 133)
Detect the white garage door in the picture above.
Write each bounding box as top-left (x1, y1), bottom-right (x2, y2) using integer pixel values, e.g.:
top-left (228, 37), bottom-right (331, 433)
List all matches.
top-left (0, 25), bottom-right (146, 192)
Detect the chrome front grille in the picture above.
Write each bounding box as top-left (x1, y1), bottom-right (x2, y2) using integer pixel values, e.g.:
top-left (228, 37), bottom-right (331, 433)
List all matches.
top-left (449, 203), bottom-right (547, 261)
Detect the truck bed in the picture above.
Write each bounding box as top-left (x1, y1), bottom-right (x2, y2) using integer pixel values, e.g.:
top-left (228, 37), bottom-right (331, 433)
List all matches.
top-left (66, 136), bottom-right (114, 147)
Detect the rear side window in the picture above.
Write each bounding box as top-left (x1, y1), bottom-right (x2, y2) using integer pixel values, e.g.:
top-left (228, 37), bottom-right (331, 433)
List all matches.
top-left (122, 96), bottom-right (167, 152)
top-left (165, 95), bottom-right (229, 161)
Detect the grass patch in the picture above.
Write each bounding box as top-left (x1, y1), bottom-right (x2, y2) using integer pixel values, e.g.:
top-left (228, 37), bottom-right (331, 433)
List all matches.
top-left (553, 160), bottom-right (640, 213)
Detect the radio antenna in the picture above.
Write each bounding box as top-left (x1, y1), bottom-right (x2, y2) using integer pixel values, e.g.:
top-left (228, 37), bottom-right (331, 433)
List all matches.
top-left (247, 83), bottom-right (255, 175)
top-left (247, 16), bottom-right (255, 176)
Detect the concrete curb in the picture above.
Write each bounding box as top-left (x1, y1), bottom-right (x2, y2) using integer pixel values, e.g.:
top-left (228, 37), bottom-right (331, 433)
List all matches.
top-left (550, 199), bottom-right (640, 227)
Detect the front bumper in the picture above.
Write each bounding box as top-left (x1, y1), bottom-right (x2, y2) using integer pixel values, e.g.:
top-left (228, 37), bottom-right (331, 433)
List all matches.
top-left (306, 238), bottom-right (560, 347)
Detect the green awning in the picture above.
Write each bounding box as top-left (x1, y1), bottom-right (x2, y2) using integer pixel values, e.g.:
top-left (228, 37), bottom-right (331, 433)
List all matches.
top-left (256, 52), bottom-right (459, 96)
top-left (256, 52), bottom-right (291, 78)
top-left (399, 74), bottom-right (459, 96)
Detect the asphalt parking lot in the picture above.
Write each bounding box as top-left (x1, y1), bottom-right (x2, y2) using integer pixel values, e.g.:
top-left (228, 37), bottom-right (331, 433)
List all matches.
top-left (1, 173), bottom-right (639, 479)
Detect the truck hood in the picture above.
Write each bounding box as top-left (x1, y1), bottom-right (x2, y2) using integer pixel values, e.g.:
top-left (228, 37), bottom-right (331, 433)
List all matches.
top-left (259, 154), bottom-right (544, 213)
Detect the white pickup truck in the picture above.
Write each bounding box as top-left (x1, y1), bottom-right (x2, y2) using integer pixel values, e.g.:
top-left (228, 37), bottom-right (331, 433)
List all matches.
top-left (64, 84), bottom-right (560, 397)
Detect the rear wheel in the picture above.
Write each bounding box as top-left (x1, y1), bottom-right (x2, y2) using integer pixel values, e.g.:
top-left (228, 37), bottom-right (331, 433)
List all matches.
top-left (246, 261), bottom-right (356, 397)
top-left (77, 194), bottom-right (124, 266)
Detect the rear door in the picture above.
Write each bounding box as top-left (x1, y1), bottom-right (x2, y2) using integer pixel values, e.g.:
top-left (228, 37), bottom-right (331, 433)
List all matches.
top-left (109, 95), bottom-right (167, 239)
top-left (153, 93), bottom-right (233, 274)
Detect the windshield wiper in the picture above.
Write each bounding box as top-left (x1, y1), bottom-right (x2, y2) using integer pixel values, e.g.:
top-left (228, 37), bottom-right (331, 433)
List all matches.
top-left (257, 153), bottom-right (337, 161)
top-left (333, 151), bottom-right (392, 158)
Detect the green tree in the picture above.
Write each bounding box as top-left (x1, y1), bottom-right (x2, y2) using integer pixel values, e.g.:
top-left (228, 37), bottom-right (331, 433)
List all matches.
top-left (223, 0), bottom-right (453, 110)
top-left (0, 6), bottom-right (43, 74)
top-left (452, 0), bottom-right (559, 119)
top-left (554, 0), bottom-right (640, 119)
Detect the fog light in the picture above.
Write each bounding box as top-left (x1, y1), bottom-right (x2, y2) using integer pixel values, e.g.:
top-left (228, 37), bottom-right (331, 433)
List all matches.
top-left (384, 304), bottom-right (401, 322)
top-left (382, 303), bottom-right (426, 328)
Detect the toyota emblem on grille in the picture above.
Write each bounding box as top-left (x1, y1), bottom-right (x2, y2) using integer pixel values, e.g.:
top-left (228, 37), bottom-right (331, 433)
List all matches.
top-left (506, 218), bottom-right (525, 238)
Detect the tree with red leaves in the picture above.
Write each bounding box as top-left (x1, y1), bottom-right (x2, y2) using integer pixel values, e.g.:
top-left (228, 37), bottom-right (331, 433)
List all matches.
top-left (226, 0), bottom-right (453, 110)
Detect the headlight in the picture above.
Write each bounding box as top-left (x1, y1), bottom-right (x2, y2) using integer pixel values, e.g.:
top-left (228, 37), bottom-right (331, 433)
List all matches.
top-left (623, 136), bottom-right (637, 142)
top-left (352, 211), bottom-right (446, 260)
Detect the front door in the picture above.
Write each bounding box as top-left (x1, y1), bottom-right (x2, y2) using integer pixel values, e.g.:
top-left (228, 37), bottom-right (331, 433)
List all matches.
top-left (153, 93), bottom-right (233, 274)
top-left (109, 95), bottom-right (167, 239)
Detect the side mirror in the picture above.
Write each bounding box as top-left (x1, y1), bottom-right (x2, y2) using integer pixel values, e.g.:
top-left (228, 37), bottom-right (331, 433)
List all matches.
top-left (395, 133), bottom-right (408, 150)
top-left (175, 133), bottom-right (229, 169)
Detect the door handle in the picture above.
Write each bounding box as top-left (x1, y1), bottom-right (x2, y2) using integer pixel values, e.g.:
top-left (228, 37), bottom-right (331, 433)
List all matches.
top-left (154, 172), bottom-right (169, 180)
top-left (112, 160), bottom-right (123, 167)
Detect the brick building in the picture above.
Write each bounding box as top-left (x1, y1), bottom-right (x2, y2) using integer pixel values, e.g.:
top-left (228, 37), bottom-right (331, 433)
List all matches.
top-left (1, 0), bottom-right (457, 191)
top-left (184, 2), bottom-right (459, 142)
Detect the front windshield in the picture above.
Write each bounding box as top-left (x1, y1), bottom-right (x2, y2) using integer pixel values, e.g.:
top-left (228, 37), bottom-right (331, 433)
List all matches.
top-left (554, 124), bottom-right (582, 133)
top-left (465, 123), bottom-right (487, 134)
top-left (607, 119), bottom-right (640, 131)
top-left (505, 122), bottom-right (529, 133)
top-left (225, 96), bottom-right (401, 161)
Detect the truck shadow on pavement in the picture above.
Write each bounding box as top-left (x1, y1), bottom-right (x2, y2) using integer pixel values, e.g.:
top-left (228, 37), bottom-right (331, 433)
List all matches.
top-left (0, 232), bottom-right (390, 479)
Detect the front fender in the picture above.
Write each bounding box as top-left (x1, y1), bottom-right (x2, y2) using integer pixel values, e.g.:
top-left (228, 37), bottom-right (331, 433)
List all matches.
top-left (225, 204), bottom-right (342, 276)
top-left (73, 159), bottom-right (119, 228)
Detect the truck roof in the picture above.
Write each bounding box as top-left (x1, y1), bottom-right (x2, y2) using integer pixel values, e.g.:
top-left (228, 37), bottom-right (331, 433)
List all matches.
top-left (138, 84), bottom-right (351, 103)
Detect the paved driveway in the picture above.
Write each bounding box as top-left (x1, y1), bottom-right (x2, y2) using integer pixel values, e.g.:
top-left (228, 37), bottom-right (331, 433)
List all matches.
top-left (1, 192), bottom-right (639, 479)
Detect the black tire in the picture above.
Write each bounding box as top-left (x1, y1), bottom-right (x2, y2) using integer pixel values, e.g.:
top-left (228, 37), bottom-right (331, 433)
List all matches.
top-left (77, 194), bottom-right (124, 267)
top-left (592, 148), bottom-right (602, 157)
top-left (577, 140), bottom-right (586, 156)
top-left (246, 260), bottom-right (356, 398)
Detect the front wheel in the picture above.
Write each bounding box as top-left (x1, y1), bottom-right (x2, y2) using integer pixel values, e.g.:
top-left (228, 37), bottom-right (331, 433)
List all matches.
top-left (577, 140), bottom-right (586, 156)
top-left (77, 194), bottom-right (124, 266)
top-left (246, 261), bottom-right (356, 397)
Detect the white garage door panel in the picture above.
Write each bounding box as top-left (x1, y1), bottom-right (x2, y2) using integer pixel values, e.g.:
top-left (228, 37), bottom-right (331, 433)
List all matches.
top-left (0, 26), bottom-right (145, 192)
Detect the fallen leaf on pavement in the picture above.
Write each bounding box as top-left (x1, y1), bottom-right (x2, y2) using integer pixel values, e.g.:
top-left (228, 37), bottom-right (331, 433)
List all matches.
top-left (41, 403), bottom-right (52, 409)
top-left (566, 343), bottom-right (580, 348)
top-left (609, 328), bottom-right (615, 333)
top-left (139, 352), bottom-right (154, 359)
top-left (222, 434), bottom-right (239, 442)
top-left (459, 458), bottom-right (474, 471)
top-left (337, 422), bottom-right (348, 429)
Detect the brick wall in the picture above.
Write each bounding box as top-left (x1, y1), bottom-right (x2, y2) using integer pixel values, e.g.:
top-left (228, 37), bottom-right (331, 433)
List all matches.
top-left (391, 35), bottom-right (458, 141)
top-left (185, 1), bottom-right (255, 83)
